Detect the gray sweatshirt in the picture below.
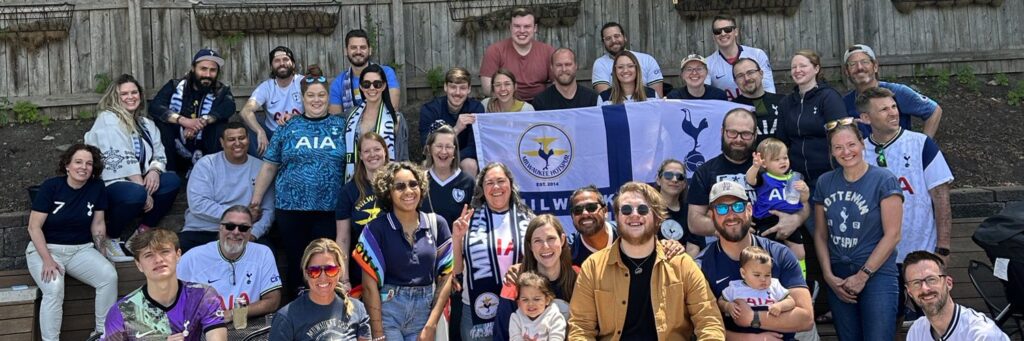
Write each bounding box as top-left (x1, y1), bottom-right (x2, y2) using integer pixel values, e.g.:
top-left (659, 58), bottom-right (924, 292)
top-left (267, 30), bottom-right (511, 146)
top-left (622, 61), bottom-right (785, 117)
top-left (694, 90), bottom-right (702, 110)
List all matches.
top-left (182, 152), bottom-right (275, 238)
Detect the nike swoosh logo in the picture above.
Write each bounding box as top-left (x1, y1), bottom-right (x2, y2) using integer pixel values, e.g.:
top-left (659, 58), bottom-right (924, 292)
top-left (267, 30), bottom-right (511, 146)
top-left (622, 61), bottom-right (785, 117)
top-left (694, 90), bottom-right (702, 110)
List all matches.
top-left (715, 74), bottom-right (725, 79)
top-left (208, 279), bottom-right (219, 283)
top-left (716, 277), bottom-right (729, 284)
top-left (270, 100), bottom-right (280, 105)
top-left (135, 329), bottom-right (157, 338)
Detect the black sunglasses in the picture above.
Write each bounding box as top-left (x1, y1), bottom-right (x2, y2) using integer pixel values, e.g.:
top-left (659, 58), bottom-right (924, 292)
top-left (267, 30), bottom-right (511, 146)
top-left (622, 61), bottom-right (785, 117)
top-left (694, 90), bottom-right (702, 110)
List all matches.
top-left (360, 80), bottom-right (385, 89)
top-left (222, 222), bottom-right (252, 232)
top-left (661, 171), bottom-right (685, 182)
top-left (619, 204), bottom-right (650, 216)
top-left (304, 76), bottom-right (327, 83)
top-left (394, 180), bottom-right (420, 192)
top-left (713, 26), bottom-right (736, 35)
top-left (570, 202), bottom-right (602, 216)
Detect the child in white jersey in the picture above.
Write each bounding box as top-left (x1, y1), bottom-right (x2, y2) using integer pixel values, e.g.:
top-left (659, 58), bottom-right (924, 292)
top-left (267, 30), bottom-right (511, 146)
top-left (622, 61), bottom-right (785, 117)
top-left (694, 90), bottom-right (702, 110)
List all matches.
top-left (509, 272), bottom-right (566, 341)
top-left (721, 246), bottom-right (795, 320)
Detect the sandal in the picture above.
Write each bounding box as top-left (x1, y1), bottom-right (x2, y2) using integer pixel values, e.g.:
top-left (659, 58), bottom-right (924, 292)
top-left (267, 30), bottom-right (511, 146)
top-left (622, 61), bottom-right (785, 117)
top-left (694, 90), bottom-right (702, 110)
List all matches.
top-left (815, 311), bottom-right (833, 324)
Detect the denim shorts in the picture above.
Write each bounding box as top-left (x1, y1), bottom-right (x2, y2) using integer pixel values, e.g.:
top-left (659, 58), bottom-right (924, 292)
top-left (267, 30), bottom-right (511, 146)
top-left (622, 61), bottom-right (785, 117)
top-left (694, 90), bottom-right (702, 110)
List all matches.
top-left (381, 283), bottom-right (434, 341)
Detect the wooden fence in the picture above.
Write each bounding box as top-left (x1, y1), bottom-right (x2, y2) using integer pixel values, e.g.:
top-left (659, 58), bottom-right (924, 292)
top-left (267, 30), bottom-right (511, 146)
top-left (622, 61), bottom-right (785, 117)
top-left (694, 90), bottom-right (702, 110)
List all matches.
top-left (1, 0), bottom-right (1023, 120)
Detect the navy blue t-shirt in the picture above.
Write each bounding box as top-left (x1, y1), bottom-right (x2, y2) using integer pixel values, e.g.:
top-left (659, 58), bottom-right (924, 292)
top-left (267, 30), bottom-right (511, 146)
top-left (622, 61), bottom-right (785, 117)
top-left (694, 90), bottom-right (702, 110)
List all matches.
top-left (362, 211), bottom-right (451, 286)
top-left (335, 180), bottom-right (380, 287)
top-left (31, 176), bottom-right (108, 245)
top-left (697, 235), bottom-right (805, 339)
top-left (421, 169), bottom-right (474, 230)
top-left (568, 223), bottom-right (617, 266)
top-left (666, 86), bottom-right (729, 100)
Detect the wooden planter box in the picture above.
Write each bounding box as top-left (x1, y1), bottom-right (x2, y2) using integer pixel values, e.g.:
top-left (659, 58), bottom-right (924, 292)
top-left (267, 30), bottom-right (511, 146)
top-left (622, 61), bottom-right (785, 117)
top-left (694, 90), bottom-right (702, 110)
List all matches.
top-left (891, 0), bottom-right (1005, 13)
top-left (193, 2), bottom-right (340, 38)
top-left (675, 0), bottom-right (802, 18)
top-left (0, 286), bottom-right (38, 341)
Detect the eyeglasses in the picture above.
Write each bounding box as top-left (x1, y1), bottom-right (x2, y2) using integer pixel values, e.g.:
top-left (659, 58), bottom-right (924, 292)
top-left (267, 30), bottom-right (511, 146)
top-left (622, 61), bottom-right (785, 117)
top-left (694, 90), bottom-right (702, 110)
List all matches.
top-left (570, 202), bottom-right (602, 216)
top-left (683, 67), bottom-right (707, 74)
top-left (734, 69), bottom-right (761, 80)
top-left (661, 171), bottom-right (685, 182)
top-left (846, 59), bottom-right (873, 68)
top-left (712, 26), bottom-right (736, 35)
top-left (305, 264), bottom-right (340, 279)
top-left (394, 180), bottom-right (420, 192)
top-left (304, 76), bottom-right (327, 83)
top-left (221, 222), bottom-right (252, 233)
top-left (618, 204), bottom-right (650, 216)
top-left (360, 80), bottom-right (385, 89)
top-left (875, 147), bottom-right (888, 167)
top-left (724, 129), bottom-right (755, 140)
top-left (713, 201), bottom-right (747, 215)
top-left (906, 275), bottom-right (947, 289)
top-left (824, 117), bottom-right (857, 131)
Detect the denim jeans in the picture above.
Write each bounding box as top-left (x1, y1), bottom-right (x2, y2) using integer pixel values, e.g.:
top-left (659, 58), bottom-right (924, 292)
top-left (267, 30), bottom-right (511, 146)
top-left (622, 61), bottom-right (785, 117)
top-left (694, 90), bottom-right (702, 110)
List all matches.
top-left (105, 173), bottom-right (181, 238)
top-left (826, 262), bottom-right (898, 341)
top-left (26, 242), bottom-right (118, 341)
top-left (380, 284), bottom-right (434, 341)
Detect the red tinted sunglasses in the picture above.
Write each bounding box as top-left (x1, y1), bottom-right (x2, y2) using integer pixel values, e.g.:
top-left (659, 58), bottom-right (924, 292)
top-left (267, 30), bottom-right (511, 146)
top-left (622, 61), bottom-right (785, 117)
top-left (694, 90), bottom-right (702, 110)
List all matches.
top-left (306, 264), bottom-right (340, 279)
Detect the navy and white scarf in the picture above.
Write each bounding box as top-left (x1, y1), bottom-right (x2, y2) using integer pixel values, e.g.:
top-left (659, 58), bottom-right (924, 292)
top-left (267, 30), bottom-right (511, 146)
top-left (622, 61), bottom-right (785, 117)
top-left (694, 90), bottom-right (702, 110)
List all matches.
top-left (462, 204), bottom-right (532, 338)
top-left (342, 103), bottom-right (397, 182)
top-left (169, 79), bottom-right (215, 160)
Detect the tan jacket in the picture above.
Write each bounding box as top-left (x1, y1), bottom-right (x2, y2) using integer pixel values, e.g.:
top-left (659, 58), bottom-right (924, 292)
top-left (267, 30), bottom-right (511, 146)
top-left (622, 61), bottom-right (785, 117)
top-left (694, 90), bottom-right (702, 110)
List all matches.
top-left (568, 240), bottom-right (725, 341)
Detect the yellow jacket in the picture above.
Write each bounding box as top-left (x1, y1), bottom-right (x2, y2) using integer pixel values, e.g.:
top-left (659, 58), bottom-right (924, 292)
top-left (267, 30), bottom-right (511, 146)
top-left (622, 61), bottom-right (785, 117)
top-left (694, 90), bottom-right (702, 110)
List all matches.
top-left (568, 240), bottom-right (725, 341)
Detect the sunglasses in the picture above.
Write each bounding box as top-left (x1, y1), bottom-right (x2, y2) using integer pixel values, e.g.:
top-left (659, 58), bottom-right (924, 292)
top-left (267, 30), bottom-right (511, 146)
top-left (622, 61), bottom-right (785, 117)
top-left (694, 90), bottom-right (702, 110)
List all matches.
top-left (619, 204), bottom-right (650, 216)
top-left (306, 264), bottom-right (340, 279)
top-left (824, 117), bottom-right (857, 131)
top-left (304, 76), bottom-right (327, 83)
top-left (661, 171), bottom-right (685, 182)
top-left (875, 147), bottom-right (888, 167)
top-left (570, 202), bottom-right (602, 216)
top-left (221, 222), bottom-right (252, 232)
top-left (394, 180), bottom-right (420, 192)
top-left (360, 80), bottom-right (385, 89)
top-left (714, 201), bottom-right (747, 215)
top-left (713, 26), bottom-right (736, 35)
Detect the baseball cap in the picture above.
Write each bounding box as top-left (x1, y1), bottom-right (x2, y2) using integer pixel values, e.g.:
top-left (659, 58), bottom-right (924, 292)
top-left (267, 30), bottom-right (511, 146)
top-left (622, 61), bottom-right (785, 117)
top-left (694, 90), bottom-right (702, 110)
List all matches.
top-left (680, 54), bottom-right (707, 69)
top-left (843, 44), bottom-right (876, 64)
top-left (709, 180), bottom-right (748, 203)
top-left (192, 48), bottom-right (224, 67)
top-left (269, 46), bottom-right (294, 65)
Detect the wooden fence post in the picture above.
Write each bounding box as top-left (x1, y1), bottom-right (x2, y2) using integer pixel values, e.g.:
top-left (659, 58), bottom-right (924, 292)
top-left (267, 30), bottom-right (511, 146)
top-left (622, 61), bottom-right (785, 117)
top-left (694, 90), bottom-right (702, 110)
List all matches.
top-left (392, 0), bottom-right (406, 108)
top-left (128, 0), bottom-right (145, 85)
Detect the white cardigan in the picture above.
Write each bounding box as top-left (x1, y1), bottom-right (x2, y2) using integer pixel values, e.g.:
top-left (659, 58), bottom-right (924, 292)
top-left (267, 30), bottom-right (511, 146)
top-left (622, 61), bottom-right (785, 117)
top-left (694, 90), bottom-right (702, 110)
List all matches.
top-left (85, 110), bottom-right (167, 185)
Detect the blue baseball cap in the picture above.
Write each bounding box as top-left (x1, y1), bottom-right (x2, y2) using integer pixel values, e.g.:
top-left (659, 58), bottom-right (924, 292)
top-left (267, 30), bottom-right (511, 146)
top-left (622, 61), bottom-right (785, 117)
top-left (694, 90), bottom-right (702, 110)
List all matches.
top-left (192, 48), bottom-right (224, 67)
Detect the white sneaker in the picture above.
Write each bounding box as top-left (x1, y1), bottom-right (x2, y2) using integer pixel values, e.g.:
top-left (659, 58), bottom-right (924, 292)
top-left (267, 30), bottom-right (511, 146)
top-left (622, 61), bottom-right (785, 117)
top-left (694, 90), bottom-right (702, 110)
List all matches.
top-left (104, 239), bottom-right (133, 262)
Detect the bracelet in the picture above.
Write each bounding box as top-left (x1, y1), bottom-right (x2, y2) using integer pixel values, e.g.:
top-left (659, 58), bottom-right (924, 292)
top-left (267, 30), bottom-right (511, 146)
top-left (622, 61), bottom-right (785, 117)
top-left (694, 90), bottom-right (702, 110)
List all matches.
top-left (371, 336), bottom-right (386, 341)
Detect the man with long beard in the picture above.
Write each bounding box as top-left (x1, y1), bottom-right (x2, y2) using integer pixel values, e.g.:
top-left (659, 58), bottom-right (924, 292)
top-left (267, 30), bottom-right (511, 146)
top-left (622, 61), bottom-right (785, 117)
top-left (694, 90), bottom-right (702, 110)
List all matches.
top-left (903, 251), bottom-right (1009, 340)
top-left (688, 109), bottom-right (808, 245)
top-left (329, 29), bottom-right (401, 114)
top-left (178, 205), bottom-right (282, 327)
top-left (150, 48), bottom-right (237, 173)
top-left (569, 182), bottom-right (724, 341)
top-left (697, 180), bottom-right (816, 340)
top-left (238, 46), bottom-right (304, 157)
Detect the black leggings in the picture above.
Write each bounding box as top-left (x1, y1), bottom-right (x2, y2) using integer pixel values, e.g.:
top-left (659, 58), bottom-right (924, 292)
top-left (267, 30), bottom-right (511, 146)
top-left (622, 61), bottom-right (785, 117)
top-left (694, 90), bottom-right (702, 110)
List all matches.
top-left (275, 209), bottom-right (336, 298)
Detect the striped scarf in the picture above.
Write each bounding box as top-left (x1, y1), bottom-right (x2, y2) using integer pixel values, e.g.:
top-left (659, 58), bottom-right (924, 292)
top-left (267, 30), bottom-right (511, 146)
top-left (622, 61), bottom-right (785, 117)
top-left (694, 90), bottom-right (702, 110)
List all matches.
top-left (343, 103), bottom-right (397, 182)
top-left (169, 79), bottom-right (215, 159)
top-left (463, 205), bottom-right (531, 338)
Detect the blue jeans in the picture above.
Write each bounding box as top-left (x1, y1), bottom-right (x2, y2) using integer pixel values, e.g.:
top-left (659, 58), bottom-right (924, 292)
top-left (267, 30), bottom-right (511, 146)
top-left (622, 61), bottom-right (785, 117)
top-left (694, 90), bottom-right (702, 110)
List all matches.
top-left (381, 284), bottom-right (434, 341)
top-left (105, 173), bottom-right (181, 238)
top-left (826, 262), bottom-right (898, 341)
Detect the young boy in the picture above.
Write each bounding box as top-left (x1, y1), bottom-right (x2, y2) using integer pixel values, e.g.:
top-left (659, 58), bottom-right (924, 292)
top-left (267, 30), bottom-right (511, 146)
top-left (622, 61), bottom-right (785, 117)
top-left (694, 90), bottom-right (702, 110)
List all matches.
top-left (745, 138), bottom-right (809, 260)
top-left (721, 246), bottom-right (795, 320)
top-left (103, 229), bottom-right (227, 341)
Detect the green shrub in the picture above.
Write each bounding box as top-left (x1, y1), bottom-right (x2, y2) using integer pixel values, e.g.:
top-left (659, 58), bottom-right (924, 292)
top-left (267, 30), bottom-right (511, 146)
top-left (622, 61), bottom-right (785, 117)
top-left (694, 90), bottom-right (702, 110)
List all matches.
top-left (955, 66), bottom-right (979, 93)
top-left (12, 101), bottom-right (42, 124)
top-left (94, 73), bottom-right (112, 94)
top-left (1008, 81), bottom-right (1024, 107)
top-left (994, 73), bottom-right (1010, 87)
top-left (426, 67), bottom-right (445, 96)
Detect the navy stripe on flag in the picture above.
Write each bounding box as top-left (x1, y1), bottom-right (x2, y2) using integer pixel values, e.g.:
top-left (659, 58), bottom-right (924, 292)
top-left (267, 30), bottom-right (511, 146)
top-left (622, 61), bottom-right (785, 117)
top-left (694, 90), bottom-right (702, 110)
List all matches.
top-left (602, 104), bottom-right (633, 188)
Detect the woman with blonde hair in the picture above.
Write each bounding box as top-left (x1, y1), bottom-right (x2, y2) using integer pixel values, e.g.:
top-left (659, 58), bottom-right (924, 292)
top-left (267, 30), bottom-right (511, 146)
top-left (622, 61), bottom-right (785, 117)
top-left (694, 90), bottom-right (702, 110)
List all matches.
top-left (85, 73), bottom-right (181, 262)
top-left (335, 132), bottom-right (391, 295)
top-left (270, 238), bottom-right (371, 340)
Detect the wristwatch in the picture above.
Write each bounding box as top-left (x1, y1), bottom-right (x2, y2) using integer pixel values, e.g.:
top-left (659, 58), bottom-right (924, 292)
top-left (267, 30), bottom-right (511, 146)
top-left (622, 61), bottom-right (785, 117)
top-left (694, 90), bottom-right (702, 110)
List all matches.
top-left (860, 266), bottom-right (875, 278)
top-left (934, 247), bottom-right (951, 256)
top-left (750, 311), bottom-right (761, 329)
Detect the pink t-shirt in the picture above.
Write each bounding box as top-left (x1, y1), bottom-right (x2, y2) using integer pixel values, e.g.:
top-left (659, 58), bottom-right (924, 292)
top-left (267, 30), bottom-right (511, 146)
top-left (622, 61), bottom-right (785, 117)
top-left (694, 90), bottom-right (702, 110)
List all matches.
top-left (479, 38), bottom-right (555, 101)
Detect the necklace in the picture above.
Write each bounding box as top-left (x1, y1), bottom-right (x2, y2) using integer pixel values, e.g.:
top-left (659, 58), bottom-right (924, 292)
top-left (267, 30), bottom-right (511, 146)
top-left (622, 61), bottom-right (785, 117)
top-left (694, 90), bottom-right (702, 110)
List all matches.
top-left (625, 254), bottom-right (653, 275)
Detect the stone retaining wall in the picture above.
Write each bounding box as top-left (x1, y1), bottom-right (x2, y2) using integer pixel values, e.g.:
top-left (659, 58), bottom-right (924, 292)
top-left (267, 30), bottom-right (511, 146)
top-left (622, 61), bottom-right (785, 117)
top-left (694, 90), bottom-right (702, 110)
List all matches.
top-left (0, 186), bottom-right (1020, 270)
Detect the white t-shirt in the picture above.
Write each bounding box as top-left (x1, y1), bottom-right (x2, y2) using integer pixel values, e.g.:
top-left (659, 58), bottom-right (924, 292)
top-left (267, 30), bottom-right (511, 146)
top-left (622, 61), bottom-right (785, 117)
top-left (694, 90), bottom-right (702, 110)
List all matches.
top-left (178, 241), bottom-right (282, 312)
top-left (249, 74), bottom-right (304, 132)
top-left (864, 129), bottom-right (954, 263)
top-left (705, 45), bottom-right (776, 101)
top-left (906, 304), bottom-right (1010, 341)
top-left (722, 278), bottom-right (789, 308)
top-left (592, 50), bottom-right (664, 88)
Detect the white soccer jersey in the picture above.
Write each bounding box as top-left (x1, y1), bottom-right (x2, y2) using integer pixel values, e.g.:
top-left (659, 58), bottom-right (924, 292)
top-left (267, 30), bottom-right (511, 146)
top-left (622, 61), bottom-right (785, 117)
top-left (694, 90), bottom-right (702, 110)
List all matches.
top-left (906, 304), bottom-right (1010, 341)
top-left (705, 45), bottom-right (776, 100)
top-left (250, 74), bottom-right (304, 132)
top-left (721, 278), bottom-right (789, 309)
top-left (864, 129), bottom-right (954, 262)
top-left (178, 241), bottom-right (282, 312)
